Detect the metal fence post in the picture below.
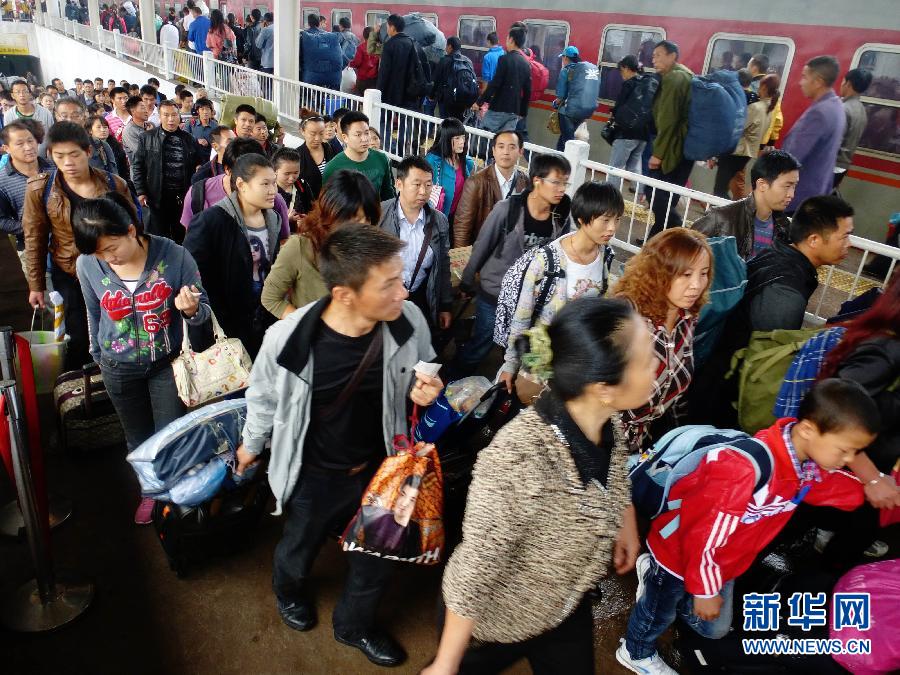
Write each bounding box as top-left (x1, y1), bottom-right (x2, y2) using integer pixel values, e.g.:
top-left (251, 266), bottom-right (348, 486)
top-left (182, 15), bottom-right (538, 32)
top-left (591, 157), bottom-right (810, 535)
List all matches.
top-left (0, 379), bottom-right (93, 632)
top-left (95, 25), bottom-right (103, 51)
top-left (162, 45), bottom-right (173, 80)
top-left (113, 29), bottom-right (122, 59)
top-left (201, 50), bottom-right (215, 90)
top-left (363, 87), bottom-right (382, 135)
top-left (564, 139), bottom-right (591, 197)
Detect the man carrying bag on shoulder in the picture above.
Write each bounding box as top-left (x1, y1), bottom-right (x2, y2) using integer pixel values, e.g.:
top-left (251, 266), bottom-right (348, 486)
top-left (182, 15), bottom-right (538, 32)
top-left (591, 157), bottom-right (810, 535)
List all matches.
top-left (235, 223), bottom-right (442, 668)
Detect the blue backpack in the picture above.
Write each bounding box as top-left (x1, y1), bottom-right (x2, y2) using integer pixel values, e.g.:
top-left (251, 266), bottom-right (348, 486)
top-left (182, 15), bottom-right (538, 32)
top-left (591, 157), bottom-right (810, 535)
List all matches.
top-left (692, 236), bottom-right (747, 368)
top-left (629, 425), bottom-right (773, 534)
top-left (683, 70), bottom-right (747, 161)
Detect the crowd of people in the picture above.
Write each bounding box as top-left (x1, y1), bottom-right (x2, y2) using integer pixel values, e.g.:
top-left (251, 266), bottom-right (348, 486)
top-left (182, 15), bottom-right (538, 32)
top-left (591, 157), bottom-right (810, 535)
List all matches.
top-left (0, 14), bottom-right (897, 675)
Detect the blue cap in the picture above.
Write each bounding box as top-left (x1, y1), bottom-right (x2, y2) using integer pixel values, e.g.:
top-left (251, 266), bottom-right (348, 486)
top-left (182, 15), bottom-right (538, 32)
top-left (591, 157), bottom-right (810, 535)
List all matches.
top-left (559, 45), bottom-right (579, 59)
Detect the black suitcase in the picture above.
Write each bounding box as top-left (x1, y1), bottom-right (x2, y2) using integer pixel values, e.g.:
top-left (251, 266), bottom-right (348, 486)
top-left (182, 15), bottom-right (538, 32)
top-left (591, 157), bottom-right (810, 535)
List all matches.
top-left (53, 363), bottom-right (126, 452)
top-left (152, 473), bottom-right (272, 577)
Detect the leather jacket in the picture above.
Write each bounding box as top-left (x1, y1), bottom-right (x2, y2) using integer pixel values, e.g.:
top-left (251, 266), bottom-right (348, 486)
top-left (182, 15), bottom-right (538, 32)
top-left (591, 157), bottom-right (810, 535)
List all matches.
top-left (692, 192), bottom-right (790, 260)
top-left (131, 126), bottom-right (202, 211)
top-left (22, 167), bottom-right (133, 290)
top-left (452, 165), bottom-right (528, 248)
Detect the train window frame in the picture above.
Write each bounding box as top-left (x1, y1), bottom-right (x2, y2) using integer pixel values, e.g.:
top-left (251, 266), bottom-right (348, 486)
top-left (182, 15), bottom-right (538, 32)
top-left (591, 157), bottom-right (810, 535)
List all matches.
top-left (522, 19), bottom-right (571, 91)
top-left (365, 10), bottom-right (390, 29)
top-left (850, 42), bottom-right (900, 159)
top-left (457, 14), bottom-right (496, 51)
top-left (302, 7), bottom-right (320, 26)
top-left (420, 12), bottom-right (438, 28)
top-left (331, 9), bottom-right (352, 28)
top-left (596, 23), bottom-right (666, 104)
top-left (702, 32), bottom-right (796, 82)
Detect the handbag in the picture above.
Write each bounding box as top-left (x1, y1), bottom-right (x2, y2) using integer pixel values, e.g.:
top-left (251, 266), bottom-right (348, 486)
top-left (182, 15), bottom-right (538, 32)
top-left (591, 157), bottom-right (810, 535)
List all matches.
top-left (428, 162), bottom-right (446, 211)
top-left (340, 406), bottom-right (445, 564)
top-left (600, 119), bottom-right (617, 145)
top-left (171, 310), bottom-right (253, 407)
top-left (547, 111), bottom-right (560, 135)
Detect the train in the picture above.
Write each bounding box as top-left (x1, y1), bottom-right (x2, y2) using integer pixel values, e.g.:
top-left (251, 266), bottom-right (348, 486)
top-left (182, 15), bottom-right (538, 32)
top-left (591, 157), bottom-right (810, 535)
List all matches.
top-left (188, 0), bottom-right (899, 240)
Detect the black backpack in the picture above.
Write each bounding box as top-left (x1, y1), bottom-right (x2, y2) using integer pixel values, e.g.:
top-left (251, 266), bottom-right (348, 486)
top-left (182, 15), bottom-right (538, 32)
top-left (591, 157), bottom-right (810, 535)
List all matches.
top-left (405, 38), bottom-right (429, 100)
top-left (614, 73), bottom-right (659, 136)
top-left (446, 56), bottom-right (479, 106)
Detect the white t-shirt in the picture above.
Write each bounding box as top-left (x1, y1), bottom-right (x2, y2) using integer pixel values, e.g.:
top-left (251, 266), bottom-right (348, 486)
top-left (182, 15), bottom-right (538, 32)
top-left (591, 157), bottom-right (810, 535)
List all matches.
top-left (560, 234), bottom-right (606, 301)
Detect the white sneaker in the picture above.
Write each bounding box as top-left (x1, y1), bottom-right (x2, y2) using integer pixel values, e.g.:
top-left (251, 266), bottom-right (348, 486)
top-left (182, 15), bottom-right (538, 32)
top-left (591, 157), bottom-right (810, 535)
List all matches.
top-left (864, 540), bottom-right (889, 558)
top-left (813, 528), bottom-right (835, 554)
top-left (635, 552), bottom-right (652, 602)
top-left (616, 639), bottom-right (679, 675)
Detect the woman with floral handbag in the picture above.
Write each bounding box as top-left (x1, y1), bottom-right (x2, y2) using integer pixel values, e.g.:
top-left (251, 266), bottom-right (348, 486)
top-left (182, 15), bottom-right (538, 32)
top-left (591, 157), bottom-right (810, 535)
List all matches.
top-left (73, 192), bottom-right (211, 524)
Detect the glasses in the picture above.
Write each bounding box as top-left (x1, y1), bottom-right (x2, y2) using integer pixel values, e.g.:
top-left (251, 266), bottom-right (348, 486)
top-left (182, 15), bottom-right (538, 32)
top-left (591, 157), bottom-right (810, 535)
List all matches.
top-left (540, 178), bottom-right (572, 189)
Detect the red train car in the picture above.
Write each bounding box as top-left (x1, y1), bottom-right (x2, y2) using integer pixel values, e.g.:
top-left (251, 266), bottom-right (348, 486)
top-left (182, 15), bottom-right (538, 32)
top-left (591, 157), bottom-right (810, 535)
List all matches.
top-left (211, 0), bottom-right (899, 238)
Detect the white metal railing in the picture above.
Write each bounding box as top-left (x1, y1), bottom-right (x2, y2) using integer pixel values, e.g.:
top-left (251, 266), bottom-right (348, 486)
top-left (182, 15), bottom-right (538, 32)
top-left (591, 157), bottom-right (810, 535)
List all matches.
top-left (171, 48), bottom-right (205, 85)
top-left (121, 34), bottom-right (163, 70)
top-left (72, 21), bottom-right (93, 44)
top-left (99, 27), bottom-right (116, 53)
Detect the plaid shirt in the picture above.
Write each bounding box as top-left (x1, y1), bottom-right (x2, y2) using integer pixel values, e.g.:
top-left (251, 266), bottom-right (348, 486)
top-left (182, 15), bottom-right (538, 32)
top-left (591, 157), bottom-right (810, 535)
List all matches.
top-left (782, 420), bottom-right (823, 486)
top-left (623, 311), bottom-right (696, 453)
top-left (773, 326), bottom-right (846, 419)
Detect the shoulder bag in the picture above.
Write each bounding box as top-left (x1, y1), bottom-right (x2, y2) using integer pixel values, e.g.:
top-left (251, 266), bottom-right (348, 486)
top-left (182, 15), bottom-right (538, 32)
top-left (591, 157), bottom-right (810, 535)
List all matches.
top-left (172, 310), bottom-right (253, 407)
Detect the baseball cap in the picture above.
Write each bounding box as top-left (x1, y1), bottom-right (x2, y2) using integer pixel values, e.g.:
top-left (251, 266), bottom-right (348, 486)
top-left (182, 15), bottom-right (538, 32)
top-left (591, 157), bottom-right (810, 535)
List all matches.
top-left (558, 45), bottom-right (579, 59)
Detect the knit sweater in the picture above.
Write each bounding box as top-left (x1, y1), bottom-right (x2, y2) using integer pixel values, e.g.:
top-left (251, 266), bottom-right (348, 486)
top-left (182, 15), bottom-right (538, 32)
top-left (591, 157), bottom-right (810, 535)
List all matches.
top-left (442, 405), bottom-right (631, 643)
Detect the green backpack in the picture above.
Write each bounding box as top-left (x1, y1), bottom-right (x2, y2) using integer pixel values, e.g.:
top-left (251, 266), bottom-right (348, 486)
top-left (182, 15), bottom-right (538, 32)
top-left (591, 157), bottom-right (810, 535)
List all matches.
top-left (728, 327), bottom-right (825, 434)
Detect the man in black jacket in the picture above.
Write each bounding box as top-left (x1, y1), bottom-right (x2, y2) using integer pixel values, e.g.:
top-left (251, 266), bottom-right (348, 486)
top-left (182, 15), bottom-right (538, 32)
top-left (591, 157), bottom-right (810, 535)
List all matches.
top-left (191, 126), bottom-right (235, 185)
top-left (691, 195), bottom-right (855, 427)
top-left (430, 37), bottom-right (477, 121)
top-left (376, 14), bottom-right (424, 154)
top-left (472, 25), bottom-right (531, 133)
top-left (132, 100), bottom-right (203, 243)
top-left (693, 150), bottom-right (800, 260)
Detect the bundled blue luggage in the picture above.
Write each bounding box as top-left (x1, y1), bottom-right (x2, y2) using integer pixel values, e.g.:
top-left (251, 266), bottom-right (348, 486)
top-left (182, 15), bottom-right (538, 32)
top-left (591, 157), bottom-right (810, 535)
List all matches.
top-left (127, 400), bottom-right (271, 576)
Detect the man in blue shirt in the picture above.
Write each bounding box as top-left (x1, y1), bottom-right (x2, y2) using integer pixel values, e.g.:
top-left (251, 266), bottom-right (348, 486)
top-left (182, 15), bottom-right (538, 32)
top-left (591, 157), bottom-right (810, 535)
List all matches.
top-left (187, 5), bottom-right (210, 55)
top-left (256, 12), bottom-right (275, 74)
top-left (481, 31), bottom-right (504, 83)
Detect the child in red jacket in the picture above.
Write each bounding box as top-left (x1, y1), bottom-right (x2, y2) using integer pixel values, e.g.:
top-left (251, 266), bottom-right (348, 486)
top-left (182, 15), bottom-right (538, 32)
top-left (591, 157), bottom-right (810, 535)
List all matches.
top-left (616, 379), bottom-right (880, 675)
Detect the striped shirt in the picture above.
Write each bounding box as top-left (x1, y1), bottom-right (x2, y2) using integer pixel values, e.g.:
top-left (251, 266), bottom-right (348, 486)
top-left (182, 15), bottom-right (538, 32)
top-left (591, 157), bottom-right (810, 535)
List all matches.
top-left (623, 311), bottom-right (697, 453)
top-left (0, 156), bottom-right (54, 246)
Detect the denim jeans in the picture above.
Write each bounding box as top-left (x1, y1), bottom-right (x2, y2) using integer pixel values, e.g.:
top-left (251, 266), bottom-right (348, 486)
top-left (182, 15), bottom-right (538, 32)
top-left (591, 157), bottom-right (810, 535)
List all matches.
top-left (99, 356), bottom-right (186, 452)
top-left (272, 463), bottom-right (395, 639)
top-left (556, 113), bottom-right (586, 151)
top-left (609, 138), bottom-right (647, 177)
top-left (450, 296), bottom-right (497, 377)
top-left (624, 554), bottom-right (734, 659)
top-left (481, 110), bottom-right (520, 133)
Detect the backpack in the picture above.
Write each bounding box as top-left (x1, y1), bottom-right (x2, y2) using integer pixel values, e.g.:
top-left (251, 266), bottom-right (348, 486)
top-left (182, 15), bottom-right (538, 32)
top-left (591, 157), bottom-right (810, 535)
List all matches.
top-left (191, 177), bottom-right (207, 216)
top-left (524, 50), bottom-right (549, 101)
top-left (446, 56), bottom-right (479, 107)
top-left (728, 328), bottom-right (827, 434)
top-left (773, 327), bottom-right (846, 420)
top-left (613, 73), bottom-right (658, 137)
top-left (406, 40), bottom-right (430, 99)
top-left (493, 244), bottom-right (564, 349)
top-left (683, 70), bottom-right (747, 161)
top-left (628, 424), bottom-right (774, 526)
top-left (692, 236), bottom-right (747, 368)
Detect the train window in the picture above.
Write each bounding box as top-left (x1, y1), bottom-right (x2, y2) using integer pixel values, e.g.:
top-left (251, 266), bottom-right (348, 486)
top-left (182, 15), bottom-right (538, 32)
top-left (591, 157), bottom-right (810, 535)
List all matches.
top-left (366, 10), bottom-right (389, 29)
top-left (703, 33), bottom-right (794, 81)
top-left (523, 20), bottom-right (570, 90)
top-left (597, 25), bottom-right (664, 103)
top-left (331, 9), bottom-right (351, 27)
top-left (851, 44), bottom-right (900, 156)
top-left (421, 13), bottom-right (438, 28)
top-left (458, 15), bottom-right (497, 78)
top-left (302, 7), bottom-right (320, 26)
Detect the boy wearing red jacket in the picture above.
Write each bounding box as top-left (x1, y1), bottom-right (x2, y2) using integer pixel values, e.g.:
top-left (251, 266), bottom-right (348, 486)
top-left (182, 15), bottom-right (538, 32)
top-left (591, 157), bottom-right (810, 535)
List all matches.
top-left (616, 379), bottom-right (880, 675)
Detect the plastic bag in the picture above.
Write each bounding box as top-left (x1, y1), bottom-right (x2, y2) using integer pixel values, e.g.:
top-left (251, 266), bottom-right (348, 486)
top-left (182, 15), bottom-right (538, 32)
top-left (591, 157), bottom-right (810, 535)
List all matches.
top-left (830, 559), bottom-right (900, 675)
top-left (414, 377), bottom-right (492, 443)
top-left (127, 399), bottom-right (246, 496)
top-left (444, 376), bottom-right (492, 415)
top-left (168, 455), bottom-right (228, 506)
top-left (342, 410), bottom-right (444, 564)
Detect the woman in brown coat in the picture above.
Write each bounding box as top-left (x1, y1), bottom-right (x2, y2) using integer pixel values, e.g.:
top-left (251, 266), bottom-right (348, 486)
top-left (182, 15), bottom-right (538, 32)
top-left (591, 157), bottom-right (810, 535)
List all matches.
top-left (424, 297), bottom-right (656, 674)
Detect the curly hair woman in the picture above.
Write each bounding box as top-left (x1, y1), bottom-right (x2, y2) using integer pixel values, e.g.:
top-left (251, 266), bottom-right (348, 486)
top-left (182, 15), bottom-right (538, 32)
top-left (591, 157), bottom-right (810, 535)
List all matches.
top-left (260, 169), bottom-right (381, 319)
top-left (613, 227), bottom-right (712, 453)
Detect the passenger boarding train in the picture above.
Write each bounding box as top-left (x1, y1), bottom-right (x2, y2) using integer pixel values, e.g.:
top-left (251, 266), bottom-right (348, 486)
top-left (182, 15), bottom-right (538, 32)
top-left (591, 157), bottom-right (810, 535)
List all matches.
top-left (201, 0), bottom-right (899, 238)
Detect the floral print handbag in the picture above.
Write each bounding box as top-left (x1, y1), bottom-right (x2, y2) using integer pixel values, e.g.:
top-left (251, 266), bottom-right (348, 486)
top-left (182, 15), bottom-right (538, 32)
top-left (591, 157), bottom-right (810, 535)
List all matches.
top-left (171, 310), bottom-right (252, 408)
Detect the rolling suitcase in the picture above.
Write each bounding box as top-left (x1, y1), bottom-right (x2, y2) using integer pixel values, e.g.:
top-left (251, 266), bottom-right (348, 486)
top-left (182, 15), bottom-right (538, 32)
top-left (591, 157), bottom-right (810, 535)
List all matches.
top-left (53, 363), bottom-right (125, 452)
top-left (152, 471), bottom-right (271, 577)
